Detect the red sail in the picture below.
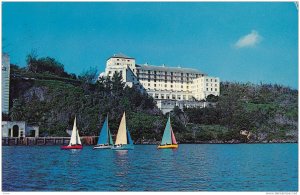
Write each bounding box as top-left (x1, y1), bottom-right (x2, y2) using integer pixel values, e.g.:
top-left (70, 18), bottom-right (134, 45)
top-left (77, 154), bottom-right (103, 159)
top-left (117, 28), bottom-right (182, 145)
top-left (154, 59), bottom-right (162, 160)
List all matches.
top-left (171, 128), bottom-right (177, 144)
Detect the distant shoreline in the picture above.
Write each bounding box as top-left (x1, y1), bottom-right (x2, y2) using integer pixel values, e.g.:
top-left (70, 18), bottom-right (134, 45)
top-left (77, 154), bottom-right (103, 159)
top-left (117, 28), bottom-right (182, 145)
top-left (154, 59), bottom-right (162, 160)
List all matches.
top-left (2, 137), bottom-right (297, 146)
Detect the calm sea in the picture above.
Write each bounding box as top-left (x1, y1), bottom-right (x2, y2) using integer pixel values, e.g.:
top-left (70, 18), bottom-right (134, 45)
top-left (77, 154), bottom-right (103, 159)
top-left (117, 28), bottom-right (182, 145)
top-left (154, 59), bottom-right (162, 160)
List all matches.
top-left (2, 144), bottom-right (298, 191)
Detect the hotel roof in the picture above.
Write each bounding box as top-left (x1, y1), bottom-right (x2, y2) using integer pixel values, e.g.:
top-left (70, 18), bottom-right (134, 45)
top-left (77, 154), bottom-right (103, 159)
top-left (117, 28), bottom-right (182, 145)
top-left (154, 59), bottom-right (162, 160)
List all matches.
top-left (109, 53), bottom-right (135, 60)
top-left (136, 64), bottom-right (206, 75)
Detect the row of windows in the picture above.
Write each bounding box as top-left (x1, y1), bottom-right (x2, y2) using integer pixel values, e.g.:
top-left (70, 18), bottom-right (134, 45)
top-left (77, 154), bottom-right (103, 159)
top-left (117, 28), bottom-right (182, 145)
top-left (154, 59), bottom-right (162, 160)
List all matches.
top-left (145, 82), bottom-right (190, 89)
top-left (149, 93), bottom-right (193, 100)
top-left (206, 88), bottom-right (218, 92)
top-left (206, 83), bottom-right (218, 87)
top-left (138, 75), bottom-right (193, 80)
top-left (116, 59), bottom-right (131, 62)
top-left (206, 78), bottom-right (218, 82)
top-left (136, 69), bottom-right (202, 77)
top-left (137, 72), bottom-right (201, 79)
top-left (115, 63), bottom-right (132, 66)
top-left (139, 78), bottom-right (193, 84)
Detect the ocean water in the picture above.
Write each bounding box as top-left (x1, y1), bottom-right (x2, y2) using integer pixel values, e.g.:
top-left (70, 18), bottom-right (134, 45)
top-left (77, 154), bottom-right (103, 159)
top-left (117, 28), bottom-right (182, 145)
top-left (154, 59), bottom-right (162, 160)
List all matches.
top-left (2, 144), bottom-right (298, 191)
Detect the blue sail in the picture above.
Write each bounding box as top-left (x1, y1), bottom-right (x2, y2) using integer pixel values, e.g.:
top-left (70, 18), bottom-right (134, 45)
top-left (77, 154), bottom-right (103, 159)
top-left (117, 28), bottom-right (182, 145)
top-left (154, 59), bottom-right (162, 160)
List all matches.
top-left (160, 116), bottom-right (172, 145)
top-left (127, 128), bottom-right (133, 145)
top-left (97, 117), bottom-right (109, 145)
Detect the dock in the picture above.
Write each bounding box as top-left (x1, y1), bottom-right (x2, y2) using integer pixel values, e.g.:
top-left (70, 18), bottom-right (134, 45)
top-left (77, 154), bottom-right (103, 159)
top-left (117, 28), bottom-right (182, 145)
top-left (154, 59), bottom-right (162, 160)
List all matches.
top-left (2, 136), bottom-right (97, 146)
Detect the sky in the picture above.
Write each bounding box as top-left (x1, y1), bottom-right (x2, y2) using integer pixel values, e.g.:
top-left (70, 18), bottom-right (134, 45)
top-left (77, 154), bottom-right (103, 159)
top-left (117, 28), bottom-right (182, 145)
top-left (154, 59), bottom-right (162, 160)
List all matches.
top-left (2, 2), bottom-right (298, 88)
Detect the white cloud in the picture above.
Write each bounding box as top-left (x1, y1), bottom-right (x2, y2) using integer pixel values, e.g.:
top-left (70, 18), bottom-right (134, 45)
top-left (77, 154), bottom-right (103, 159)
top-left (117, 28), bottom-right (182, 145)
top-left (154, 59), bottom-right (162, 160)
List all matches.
top-left (235, 30), bottom-right (262, 48)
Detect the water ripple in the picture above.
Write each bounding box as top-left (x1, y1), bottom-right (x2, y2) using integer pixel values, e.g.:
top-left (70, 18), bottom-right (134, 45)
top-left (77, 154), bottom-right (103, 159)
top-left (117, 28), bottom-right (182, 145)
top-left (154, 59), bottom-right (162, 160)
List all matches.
top-left (2, 144), bottom-right (298, 191)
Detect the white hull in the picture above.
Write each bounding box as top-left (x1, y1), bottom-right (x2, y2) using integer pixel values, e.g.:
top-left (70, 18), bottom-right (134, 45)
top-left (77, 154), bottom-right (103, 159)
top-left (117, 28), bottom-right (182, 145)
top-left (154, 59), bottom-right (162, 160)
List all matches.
top-left (93, 145), bottom-right (112, 149)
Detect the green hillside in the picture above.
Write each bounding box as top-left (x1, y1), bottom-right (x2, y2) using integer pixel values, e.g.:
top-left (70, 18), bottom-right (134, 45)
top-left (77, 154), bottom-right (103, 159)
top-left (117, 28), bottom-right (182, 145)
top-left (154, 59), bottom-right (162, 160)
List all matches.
top-left (6, 55), bottom-right (298, 143)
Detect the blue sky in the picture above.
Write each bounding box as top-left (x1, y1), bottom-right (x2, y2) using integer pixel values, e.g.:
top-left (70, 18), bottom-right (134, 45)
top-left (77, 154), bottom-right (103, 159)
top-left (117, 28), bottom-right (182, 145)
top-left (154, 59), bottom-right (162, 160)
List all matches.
top-left (2, 2), bottom-right (298, 88)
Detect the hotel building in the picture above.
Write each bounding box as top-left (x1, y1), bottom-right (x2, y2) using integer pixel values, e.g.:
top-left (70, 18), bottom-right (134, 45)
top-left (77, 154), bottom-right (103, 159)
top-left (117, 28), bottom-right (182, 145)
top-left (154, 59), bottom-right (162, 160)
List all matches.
top-left (102, 53), bottom-right (220, 113)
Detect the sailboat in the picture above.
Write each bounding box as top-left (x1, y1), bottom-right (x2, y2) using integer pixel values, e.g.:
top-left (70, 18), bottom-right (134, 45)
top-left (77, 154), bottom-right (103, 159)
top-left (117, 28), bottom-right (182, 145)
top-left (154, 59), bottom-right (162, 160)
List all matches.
top-left (93, 115), bottom-right (114, 149)
top-left (61, 117), bottom-right (83, 150)
top-left (111, 112), bottom-right (134, 150)
top-left (157, 115), bottom-right (178, 149)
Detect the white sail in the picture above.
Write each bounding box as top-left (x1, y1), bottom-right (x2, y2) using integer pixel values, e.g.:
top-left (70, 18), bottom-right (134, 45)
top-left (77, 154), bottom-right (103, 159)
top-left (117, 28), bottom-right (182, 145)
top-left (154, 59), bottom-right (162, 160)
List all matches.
top-left (76, 125), bottom-right (82, 145)
top-left (69, 117), bottom-right (80, 146)
top-left (115, 112), bottom-right (127, 145)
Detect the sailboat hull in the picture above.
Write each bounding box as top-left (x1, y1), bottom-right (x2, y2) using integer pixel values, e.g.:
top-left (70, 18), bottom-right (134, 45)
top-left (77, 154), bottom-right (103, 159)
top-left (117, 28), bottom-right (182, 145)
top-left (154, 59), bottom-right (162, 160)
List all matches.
top-left (93, 145), bottom-right (112, 149)
top-left (157, 144), bottom-right (178, 149)
top-left (61, 145), bottom-right (83, 150)
top-left (111, 144), bottom-right (134, 150)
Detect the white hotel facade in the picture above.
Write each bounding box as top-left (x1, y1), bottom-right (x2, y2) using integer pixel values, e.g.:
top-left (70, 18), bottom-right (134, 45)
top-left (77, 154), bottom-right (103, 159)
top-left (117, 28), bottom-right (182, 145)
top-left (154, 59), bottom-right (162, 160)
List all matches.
top-left (101, 53), bottom-right (220, 114)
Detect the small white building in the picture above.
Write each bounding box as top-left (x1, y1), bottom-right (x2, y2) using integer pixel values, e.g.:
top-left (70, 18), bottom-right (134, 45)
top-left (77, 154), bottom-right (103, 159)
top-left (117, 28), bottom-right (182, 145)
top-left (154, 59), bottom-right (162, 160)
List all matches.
top-left (2, 121), bottom-right (39, 138)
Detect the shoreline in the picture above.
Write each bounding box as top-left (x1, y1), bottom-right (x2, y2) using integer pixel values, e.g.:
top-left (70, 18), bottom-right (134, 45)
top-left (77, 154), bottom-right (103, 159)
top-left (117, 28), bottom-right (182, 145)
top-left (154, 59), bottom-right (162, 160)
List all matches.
top-left (2, 137), bottom-right (297, 146)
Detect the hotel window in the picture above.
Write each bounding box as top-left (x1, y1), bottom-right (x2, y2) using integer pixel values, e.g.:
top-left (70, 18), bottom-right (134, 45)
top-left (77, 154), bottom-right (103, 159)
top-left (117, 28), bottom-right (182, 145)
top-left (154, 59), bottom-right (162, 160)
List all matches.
top-left (165, 84), bottom-right (167, 87)
top-left (108, 71), bottom-right (112, 74)
top-left (206, 88), bottom-right (209, 91)
top-left (127, 60), bottom-right (130, 62)
top-left (117, 59), bottom-right (119, 61)
top-left (215, 79), bottom-right (217, 82)
top-left (215, 88), bottom-right (217, 91)
top-left (167, 95), bottom-right (170, 99)
top-left (215, 84), bottom-right (217, 87)
top-left (206, 83), bottom-right (208, 86)
top-left (161, 94), bottom-right (165, 99)
top-left (183, 95), bottom-right (186, 100)
top-left (148, 83), bottom-right (150, 86)
top-left (154, 84), bottom-right (156, 87)
top-left (155, 94), bottom-right (159, 99)
top-left (181, 85), bottom-right (183, 88)
top-left (116, 63), bottom-right (120, 65)
top-left (171, 85), bottom-right (173, 88)
top-left (206, 79), bottom-right (208, 81)
top-left (211, 88), bottom-right (213, 91)
top-left (148, 79), bottom-right (150, 82)
top-left (211, 79), bottom-right (213, 82)
top-left (172, 95), bottom-right (176, 99)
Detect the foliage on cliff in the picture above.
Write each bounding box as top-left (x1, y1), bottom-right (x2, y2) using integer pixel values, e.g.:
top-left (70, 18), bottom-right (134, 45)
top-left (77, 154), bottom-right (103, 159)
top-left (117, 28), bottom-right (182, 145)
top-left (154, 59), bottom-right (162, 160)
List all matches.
top-left (183, 82), bottom-right (298, 142)
top-left (7, 55), bottom-right (298, 143)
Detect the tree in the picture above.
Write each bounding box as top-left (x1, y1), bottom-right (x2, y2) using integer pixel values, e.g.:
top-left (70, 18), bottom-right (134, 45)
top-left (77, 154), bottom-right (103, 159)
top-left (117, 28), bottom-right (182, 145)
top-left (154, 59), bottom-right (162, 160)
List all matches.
top-left (111, 72), bottom-right (125, 92)
top-left (10, 99), bottom-right (25, 121)
top-left (78, 67), bottom-right (98, 84)
top-left (206, 94), bottom-right (219, 102)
